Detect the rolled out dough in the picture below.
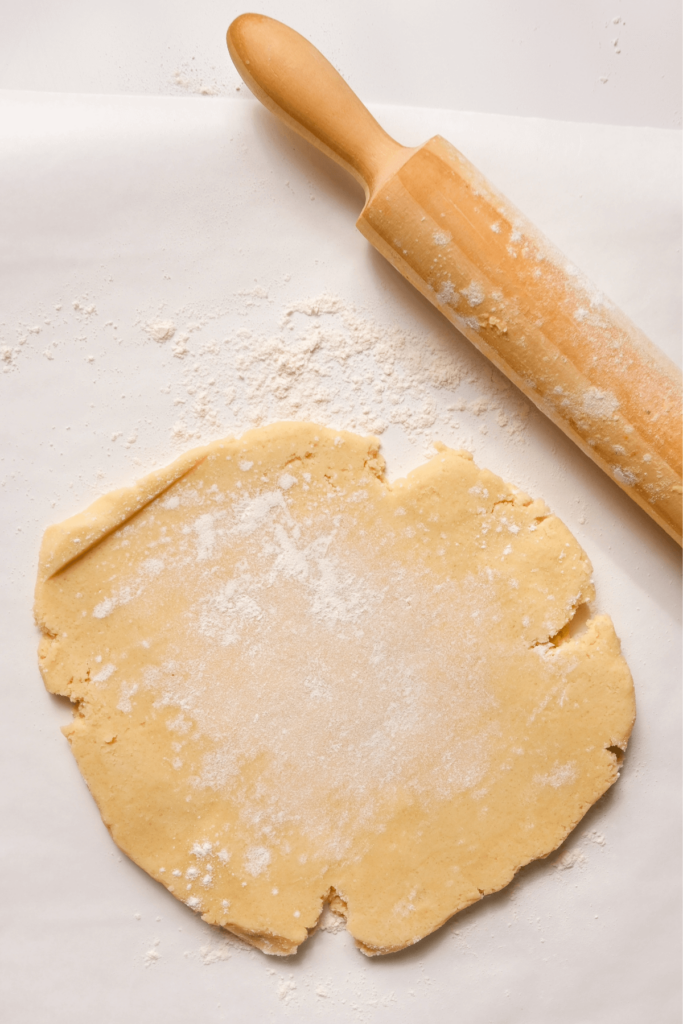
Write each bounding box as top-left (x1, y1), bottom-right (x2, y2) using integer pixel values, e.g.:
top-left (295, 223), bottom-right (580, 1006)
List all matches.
top-left (35, 423), bottom-right (635, 955)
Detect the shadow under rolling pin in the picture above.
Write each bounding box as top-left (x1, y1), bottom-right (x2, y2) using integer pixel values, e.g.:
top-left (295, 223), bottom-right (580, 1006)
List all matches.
top-left (227, 13), bottom-right (682, 546)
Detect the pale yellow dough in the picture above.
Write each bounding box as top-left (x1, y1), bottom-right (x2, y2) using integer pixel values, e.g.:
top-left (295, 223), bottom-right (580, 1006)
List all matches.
top-left (35, 423), bottom-right (635, 956)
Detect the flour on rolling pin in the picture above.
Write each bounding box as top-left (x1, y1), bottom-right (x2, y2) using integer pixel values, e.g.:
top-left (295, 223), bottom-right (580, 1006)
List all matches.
top-left (227, 14), bottom-right (682, 545)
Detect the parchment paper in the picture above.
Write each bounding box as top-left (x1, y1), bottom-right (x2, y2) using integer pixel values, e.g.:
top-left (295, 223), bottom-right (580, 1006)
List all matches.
top-left (0, 91), bottom-right (680, 1023)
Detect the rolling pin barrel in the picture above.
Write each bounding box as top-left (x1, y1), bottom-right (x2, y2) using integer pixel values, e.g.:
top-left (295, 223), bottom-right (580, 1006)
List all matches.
top-left (358, 137), bottom-right (683, 543)
top-left (228, 14), bottom-right (683, 545)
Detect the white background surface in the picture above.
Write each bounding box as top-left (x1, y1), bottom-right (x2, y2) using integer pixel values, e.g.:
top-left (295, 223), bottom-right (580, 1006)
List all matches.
top-left (0, 0), bottom-right (681, 128)
top-left (1, 3), bottom-right (681, 1023)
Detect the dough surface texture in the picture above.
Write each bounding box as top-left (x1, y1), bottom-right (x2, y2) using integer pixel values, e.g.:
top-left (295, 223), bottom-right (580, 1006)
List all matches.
top-left (35, 423), bottom-right (635, 955)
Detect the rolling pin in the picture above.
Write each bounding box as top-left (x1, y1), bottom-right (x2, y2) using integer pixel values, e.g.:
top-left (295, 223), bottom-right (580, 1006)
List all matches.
top-left (227, 14), bottom-right (682, 545)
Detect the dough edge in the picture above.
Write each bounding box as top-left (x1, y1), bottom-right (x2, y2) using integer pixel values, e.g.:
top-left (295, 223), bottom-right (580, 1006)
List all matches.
top-left (34, 422), bottom-right (636, 957)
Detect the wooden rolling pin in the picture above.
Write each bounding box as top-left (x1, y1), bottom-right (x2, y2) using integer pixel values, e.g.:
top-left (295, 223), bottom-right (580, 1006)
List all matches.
top-left (227, 14), bottom-right (682, 545)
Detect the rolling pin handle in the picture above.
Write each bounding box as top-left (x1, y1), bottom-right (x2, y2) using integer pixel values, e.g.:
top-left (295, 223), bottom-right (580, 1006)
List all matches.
top-left (227, 14), bottom-right (410, 197)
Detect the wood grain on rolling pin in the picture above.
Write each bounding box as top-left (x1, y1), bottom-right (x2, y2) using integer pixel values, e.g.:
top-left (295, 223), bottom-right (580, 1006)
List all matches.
top-left (228, 14), bottom-right (682, 545)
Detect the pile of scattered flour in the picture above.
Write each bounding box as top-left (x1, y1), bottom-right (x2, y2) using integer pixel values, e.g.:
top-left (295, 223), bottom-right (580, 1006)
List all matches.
top-left (0, 286), bottom-right (533, 529)
top-left (151, 292), bottom-right (531, 451)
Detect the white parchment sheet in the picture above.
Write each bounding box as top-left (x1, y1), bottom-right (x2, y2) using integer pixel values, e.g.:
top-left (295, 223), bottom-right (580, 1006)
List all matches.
top-left (0, 91), bottom-right (680, 1023)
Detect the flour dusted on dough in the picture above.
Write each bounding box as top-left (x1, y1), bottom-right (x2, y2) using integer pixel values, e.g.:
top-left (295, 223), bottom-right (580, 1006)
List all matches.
top-left (144, 510), bottom-right (498, 858)
top-left (35, 423), bottom-right (635, 956)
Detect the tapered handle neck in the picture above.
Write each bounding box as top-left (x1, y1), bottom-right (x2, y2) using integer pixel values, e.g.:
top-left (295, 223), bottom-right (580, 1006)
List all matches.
top-left (227, 13), bottom-right (411, 198)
